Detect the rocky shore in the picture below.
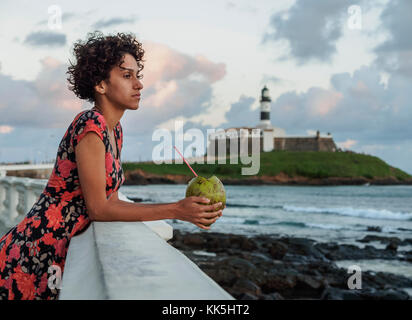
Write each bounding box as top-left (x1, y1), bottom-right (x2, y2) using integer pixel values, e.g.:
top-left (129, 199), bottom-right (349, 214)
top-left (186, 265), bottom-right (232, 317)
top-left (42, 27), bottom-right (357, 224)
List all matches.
top-left (168, 230), bottom-right (412, 300)
top-left (123, 169), bottom-right (412, 186)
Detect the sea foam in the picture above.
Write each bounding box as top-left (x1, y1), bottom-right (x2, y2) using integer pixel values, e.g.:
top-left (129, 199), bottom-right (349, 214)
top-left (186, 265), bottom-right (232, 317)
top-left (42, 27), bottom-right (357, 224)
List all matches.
top-left (283, 205), bottom-right (412, 221)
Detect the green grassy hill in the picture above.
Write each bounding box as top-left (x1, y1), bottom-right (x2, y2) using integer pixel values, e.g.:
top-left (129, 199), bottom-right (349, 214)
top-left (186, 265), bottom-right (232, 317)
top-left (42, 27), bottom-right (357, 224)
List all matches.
top-left (122, 151), bottom-right (411, 181)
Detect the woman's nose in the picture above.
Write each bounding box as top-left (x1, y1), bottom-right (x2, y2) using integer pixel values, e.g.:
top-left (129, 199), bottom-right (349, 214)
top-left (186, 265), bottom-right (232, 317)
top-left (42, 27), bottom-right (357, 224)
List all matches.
top-left (134, 79), bottom-right (143, 90)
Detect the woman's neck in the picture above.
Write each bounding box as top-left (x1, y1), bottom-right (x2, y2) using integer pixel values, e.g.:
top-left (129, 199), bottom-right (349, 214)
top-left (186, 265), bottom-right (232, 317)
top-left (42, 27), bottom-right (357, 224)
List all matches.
top-left (92, 103), bottom-right (124, 131)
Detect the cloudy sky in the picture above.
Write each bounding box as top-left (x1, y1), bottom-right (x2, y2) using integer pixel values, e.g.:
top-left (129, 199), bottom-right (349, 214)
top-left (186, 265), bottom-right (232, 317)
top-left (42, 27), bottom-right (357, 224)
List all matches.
top-left (0, 0), bottom-right (411, 174)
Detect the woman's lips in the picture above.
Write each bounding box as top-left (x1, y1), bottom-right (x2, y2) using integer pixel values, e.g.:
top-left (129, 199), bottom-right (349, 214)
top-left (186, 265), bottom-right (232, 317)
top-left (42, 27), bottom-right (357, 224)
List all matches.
top-left (132, 94), bottom-right (141, 99)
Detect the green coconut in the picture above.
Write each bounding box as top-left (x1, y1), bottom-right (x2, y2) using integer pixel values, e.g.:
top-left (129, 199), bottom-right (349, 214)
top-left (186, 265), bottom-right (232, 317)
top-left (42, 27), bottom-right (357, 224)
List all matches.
top-left (185, 175), bottom-right (226, 227)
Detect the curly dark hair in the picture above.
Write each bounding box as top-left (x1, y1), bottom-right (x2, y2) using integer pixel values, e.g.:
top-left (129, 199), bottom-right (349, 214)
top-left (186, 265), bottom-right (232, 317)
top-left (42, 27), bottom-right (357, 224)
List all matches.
top-left (67, 31), bottom-right (145, 103)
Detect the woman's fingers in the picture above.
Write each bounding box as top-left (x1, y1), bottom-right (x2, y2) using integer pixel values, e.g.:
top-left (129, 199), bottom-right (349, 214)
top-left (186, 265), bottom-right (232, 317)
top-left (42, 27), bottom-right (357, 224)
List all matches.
top-left (190, 196), bottom-right (211, 204)
top-left (195, 222), bottom-right (211, 230)
top-left (199, 216), bottom-right (219, 225)
top-left (200, 210), bottom-right (222, 219)
top-left (201, 202), bottom-right (223, 212)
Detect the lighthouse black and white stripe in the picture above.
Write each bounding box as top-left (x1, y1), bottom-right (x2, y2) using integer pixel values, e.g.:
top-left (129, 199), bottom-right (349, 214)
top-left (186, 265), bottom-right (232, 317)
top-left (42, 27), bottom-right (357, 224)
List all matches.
top-left (259, 85), bottom-right (271, 129)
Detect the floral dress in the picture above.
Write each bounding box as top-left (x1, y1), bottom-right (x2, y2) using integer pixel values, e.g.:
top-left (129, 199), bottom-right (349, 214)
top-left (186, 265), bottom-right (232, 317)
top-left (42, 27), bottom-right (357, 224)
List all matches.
top-left (0, 107), bottom-right (125, 300)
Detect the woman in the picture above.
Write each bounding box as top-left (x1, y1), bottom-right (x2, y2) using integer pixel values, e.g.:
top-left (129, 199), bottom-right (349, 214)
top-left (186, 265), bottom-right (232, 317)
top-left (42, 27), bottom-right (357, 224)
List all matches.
top-left (0, 31), bottom-right (223, 300)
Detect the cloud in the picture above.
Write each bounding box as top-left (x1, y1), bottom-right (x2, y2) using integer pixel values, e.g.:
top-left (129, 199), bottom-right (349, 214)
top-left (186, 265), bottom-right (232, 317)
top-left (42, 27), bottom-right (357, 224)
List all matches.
top-left (92, 16), bottom-right (137, 29)
top-left (336, 139), bottom-right (357, 150)
top-left (374, 0), bottom-right (412, 77)
top-left (0, 57), bottom-right (85, 129)
top-left (225, 2), bottom-right (258, 14)
top-left (272, 64), bottom-right (412, 140)
top-left (261, 74), bottom-right (283, 85)
top-left (221, 95), bottom-right (257, 129)
top-left (24, 31), bottom-right (67, 47)
top-left (263, 0), bottom-right (359, 63)
top-left (142, 42), bottom-right (226, 87)
top-left (0, 125), bottom-right (13, 134)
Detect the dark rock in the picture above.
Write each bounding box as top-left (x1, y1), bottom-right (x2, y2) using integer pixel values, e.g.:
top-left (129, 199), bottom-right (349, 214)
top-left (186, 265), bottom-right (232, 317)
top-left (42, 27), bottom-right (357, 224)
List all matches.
top-left (401, 251), bottom-right (412, 262)
top-left (358, 235), bottom-right (401, 246)
top-left (269, 241), bottom-right (288, 259)
top-left (315, 242), bottom-right (398, 260)
top-left (281, 237), bottom-right (327, 261)
top-left (183, 234), bottom-right (205, 247)
top-left (261, 272), bottom-right (297, 294)
top-left (367, 226), bottom-right (382, 232)
top-left (400, 238), bottom-right (412, 246)
top-left (219, 257), bottom-right (257, 273)
top-left (267, 292), bottom-right (285, 300)
top-left (320, 287), bottom-right (362, 300)
top-left (385, 240), bottom-right (398, 252)
top-left (168, 230), bottom-right (412, 300)
top-left (240, 238), bottom-right (258, 251)
top-left (128, 197), bottom-right (143, 202)
top-left (238, 293), bottom-right (259, 300)
top-left (231, 278), bottom-right (262, 297)
top-left (359, 288), bottom-right (410, 300)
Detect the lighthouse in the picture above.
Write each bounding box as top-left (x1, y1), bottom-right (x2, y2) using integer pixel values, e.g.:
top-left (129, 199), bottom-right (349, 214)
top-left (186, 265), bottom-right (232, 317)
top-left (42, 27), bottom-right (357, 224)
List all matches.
top-left (257, 85), bottom-right (272, 130)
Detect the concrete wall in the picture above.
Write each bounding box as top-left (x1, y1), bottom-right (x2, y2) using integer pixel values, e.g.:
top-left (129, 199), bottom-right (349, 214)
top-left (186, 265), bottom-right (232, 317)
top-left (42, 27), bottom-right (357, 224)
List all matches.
top-left (274, 137), bottom-right (337, 152)
top-left (210, 136), bottom-right (337, 156)
top-left (60, 222), bottom-right (234, 300)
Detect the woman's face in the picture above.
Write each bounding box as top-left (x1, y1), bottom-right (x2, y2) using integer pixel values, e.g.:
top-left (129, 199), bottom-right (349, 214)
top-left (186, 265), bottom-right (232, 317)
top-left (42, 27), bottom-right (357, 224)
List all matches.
top-left (101, 53), bottom-right (143, 111)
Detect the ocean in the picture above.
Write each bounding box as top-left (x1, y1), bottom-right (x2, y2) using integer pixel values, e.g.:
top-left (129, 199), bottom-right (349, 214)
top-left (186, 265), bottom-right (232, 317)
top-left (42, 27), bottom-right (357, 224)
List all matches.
top-left (120, 184), bottom-right (412, 280)
top-left (1, 184), bottom-right (411, 280)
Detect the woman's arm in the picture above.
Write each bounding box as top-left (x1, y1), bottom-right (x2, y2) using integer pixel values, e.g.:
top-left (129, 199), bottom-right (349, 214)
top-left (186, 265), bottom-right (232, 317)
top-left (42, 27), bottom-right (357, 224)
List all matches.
top-left (76, 132), bottom-right (222, 229)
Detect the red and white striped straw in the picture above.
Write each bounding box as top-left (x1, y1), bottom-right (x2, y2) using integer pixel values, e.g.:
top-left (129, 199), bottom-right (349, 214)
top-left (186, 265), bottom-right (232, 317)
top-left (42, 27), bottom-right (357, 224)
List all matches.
top-left (174, 146), bottom-right (198, 177)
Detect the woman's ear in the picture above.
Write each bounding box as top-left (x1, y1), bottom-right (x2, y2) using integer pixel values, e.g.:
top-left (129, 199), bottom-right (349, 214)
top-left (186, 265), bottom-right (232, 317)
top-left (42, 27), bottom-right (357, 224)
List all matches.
top-left (94, 80), bottom-right (106, 95)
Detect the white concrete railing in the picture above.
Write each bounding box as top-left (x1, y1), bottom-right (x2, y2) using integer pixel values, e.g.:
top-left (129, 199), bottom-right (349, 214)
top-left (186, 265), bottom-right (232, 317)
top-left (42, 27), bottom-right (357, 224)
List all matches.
top-left (0, 176), bottom-right (233, 300)
top-left (0, 176), bottom-right (49, 227)
top-left (0, 163), bottom-right (54, 178)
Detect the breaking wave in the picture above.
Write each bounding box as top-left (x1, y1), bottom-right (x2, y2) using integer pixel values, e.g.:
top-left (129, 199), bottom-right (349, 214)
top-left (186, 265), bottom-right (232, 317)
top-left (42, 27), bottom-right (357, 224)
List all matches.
top-left (282, 205), bottom-right (412, 221)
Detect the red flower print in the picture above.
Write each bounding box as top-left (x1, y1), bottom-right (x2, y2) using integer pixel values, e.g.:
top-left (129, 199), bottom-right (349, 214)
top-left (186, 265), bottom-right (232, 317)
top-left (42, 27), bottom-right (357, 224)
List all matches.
top-left (12, 265), bottom-right (37, 300)
top-left (107, 175), bottom-right (113, 188)
top-left (0, 246), bottom-right (7, 272)
top-left (32, 217), bottom-right (41, 229)
top-left (45, 204), bottom-right (63, 231)
top-left (42, 232), bottom-right (57, 246)
top-left (25, 227), bottom-right (32, 237)
top-left (26, 241), bottom-right (41, 257)
top-left (55, 238), bottom-right (68, 258)
top-left (71, 215), bottom-right (89, 236)
top-left (37, 272), bottom-right (49, 296)
top-left (76, 119), bottom-right (103, 144)
top-left (16, 218), bottom-right (29, 234)
top-left (47, 173), bottom-right (66, 193)
top-left (61, 189), bottom-right (82, 203)
top-left (0, 276), bottom-right (13, 291)
top-left (57, 158), bottom-right (76, 178)
top-left (105, 152), bottom-right (113, 175)
top-left (7, 244), bottom-right (20, 262)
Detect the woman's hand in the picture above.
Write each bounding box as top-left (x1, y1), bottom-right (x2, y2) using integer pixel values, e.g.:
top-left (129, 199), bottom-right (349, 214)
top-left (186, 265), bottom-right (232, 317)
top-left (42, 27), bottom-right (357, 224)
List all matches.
top-left (174, 196), bottom-right (223, 230)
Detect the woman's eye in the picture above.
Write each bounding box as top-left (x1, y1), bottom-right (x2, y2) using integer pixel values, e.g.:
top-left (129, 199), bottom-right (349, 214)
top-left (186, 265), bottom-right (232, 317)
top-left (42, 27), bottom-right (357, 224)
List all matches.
top-left (124, 74), bottom-right (131, 78)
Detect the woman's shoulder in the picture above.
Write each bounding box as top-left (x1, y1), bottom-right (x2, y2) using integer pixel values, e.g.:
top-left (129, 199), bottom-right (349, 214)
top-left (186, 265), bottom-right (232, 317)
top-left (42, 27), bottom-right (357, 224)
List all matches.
top-left (70, 108), bottom-right (107, 147)
top-left (73, 108), bottom-right (106, 128)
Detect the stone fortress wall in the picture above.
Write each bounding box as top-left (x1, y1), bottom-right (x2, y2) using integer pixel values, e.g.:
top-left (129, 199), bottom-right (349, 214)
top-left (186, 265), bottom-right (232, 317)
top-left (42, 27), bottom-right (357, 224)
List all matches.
top-left (208, 129), bottom-right (337, 156)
